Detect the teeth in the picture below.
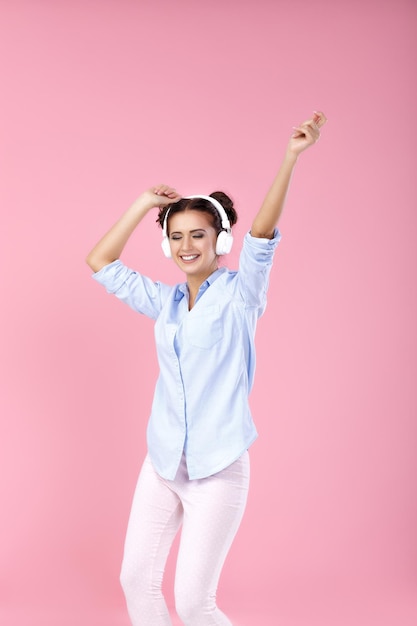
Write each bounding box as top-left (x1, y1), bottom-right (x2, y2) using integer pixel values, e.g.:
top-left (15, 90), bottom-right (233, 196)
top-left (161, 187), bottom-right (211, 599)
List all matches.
top-left (182, 255), bottom-right (198, 261)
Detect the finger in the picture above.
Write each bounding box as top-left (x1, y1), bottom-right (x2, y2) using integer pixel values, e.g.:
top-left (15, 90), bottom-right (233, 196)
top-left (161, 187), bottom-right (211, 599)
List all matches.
top-left (159, 186), bottom-right (173, 196)
top-left (303, 117), bottom-right (320, 132)
top-left (292, 123), bottom-right (318, 142)
top-left (154, 184), bottom-right (177, 196)
top-left (313, 110), bottom-right (327, 128)
top-left (157, 195), bottom-right (178, 208)
top-left (291, 126), bottom-right (304, 138)
top-left (295, 117), bottom-right (319, 132)
top-left (302, 118), bottom-right (321, 138)
top-left (159, 189), bottom-right (183, 205)
top-left (292, 125), bottom-right (313, 138)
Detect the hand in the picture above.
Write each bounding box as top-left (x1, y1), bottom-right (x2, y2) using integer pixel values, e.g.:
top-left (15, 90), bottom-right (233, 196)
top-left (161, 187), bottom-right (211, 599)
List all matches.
top-left (287, 111), bottom-right (327, 157)
top-left (140, 184), bottom-right (182, 210)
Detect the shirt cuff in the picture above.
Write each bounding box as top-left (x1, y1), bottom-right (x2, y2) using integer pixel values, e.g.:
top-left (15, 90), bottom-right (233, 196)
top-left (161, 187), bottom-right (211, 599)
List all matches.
top-left (91, 259), bottom-right (127, 292)
top-left (245, 228), bottom-right (282, 248)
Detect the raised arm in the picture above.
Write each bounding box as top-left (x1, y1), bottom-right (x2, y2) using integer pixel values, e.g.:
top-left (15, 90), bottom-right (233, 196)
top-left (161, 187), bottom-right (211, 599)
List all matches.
top-left (86, 185), bottom-right (181, 273)
top-left (251, 111), bottom-right (327, 239)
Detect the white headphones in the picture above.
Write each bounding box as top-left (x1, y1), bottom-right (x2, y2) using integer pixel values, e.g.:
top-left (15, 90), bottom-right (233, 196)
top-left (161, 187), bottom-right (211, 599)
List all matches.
top-left (161, 194), bottom-right (234, 258)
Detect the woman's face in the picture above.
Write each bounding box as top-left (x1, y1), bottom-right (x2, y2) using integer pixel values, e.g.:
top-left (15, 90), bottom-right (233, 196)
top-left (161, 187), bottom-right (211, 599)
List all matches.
top-left (168, 210), bottom-right (218, 282)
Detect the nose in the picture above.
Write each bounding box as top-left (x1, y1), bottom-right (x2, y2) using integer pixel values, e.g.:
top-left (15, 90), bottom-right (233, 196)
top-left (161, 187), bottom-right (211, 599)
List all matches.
top-left (180, 235), bottom-right (193, 251)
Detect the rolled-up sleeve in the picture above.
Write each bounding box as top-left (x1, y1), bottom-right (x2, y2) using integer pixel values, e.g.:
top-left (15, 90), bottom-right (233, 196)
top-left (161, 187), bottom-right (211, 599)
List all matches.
top-left (238, 229), bottom-right (281, 312)
top-left (92, 260), bottom-right (172, 320)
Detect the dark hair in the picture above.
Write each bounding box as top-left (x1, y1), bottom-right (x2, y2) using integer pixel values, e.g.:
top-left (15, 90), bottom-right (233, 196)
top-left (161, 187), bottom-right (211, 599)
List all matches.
top-left (156, 192), bottom-right (238, 235)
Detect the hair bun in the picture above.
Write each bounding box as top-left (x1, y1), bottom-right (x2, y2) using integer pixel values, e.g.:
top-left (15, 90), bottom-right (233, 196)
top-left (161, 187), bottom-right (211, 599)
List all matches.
top-left (210, 192), bottom-right (238, 226)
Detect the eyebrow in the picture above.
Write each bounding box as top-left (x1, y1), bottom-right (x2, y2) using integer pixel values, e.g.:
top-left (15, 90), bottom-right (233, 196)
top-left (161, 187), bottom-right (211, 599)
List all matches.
top-left (170, 228), bottom-right (207, 235)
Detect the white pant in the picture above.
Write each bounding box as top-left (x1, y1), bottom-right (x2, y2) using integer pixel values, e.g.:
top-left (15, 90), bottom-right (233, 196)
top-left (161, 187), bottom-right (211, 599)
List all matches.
top-left (120, 452), bottom-right (250, 626)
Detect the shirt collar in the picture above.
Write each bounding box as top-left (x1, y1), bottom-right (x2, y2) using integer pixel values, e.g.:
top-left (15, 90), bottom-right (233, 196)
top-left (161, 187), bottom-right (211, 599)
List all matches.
top-left (174, 267), bottom-right (226, 301)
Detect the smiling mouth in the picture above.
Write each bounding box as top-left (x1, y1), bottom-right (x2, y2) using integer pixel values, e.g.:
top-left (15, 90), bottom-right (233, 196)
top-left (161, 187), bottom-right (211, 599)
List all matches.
top-left (180, 255), bottom-right (199, 261)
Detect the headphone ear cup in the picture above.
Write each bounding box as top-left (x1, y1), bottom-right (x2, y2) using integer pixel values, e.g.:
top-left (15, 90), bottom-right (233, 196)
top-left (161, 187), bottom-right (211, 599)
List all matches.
top-left (216, 230), bottom-right (233, 255)
top-left (161, 236), bottom-right (172, 258)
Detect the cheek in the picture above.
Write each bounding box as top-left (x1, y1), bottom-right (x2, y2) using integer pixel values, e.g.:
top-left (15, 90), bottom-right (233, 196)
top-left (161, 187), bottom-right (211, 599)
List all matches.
top-left (207, 236), bottom-right (218, 254)
top-left (204, 244), bottom-right (216, 257)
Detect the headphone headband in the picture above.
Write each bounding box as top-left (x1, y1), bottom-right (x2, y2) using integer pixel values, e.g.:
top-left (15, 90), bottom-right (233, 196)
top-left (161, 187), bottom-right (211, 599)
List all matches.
top-left (162, 194), bottom-right (231, 237)
top-left (185, 195), bottom-right (231, 230)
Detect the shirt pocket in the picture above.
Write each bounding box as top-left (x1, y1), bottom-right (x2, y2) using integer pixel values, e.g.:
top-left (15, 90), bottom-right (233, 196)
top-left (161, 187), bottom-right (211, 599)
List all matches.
top-left (185, 304), bottom-right (223, 349)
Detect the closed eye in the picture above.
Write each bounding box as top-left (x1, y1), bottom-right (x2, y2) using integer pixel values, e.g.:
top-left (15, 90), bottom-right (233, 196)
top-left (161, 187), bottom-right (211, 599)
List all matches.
top-left (170, 230), bottom-right (206, 240)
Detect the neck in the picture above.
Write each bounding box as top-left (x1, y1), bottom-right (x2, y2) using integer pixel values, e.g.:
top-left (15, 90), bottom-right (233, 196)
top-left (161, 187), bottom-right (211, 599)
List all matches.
top-left (186, 267), bottom-right (218, 309)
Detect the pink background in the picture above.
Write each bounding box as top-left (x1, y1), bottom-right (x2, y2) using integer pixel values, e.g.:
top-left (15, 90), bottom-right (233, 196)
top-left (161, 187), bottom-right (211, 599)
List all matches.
top-left (1, 1), bottom-right (416, 624)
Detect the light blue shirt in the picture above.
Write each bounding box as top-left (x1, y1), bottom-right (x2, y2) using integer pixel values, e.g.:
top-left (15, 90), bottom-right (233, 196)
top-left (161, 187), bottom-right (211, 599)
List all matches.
top-left (93, 230), bottom-right (281, 480)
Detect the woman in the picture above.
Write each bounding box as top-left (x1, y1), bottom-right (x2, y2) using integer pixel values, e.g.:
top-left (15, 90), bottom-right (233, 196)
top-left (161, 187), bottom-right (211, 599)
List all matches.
top-left (86, 111), bottom-right (326, 626)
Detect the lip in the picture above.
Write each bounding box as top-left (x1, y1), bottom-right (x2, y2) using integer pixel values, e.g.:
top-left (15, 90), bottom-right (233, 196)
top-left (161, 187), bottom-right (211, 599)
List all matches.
top-left (180, 254), bottom-right (199, 262)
